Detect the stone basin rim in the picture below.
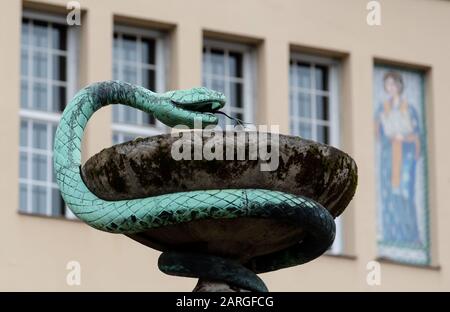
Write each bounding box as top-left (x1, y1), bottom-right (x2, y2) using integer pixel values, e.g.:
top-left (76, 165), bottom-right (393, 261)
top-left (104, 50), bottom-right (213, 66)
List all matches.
top-left (82, 130), bottom-right (358, 218)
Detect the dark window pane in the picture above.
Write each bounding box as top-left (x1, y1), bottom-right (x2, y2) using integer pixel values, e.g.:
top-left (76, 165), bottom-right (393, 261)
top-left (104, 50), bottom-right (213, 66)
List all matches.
top-left (122, 106), bottom-right (138, 124)
top-left (316, 96), bottom-right (329, 121)
top-left (112, 105), bottom-right (120, 123)
top-left (296, 62), bottom-right (311, 89)
top-left (142, 112), bottom-right (156, 125)
top-left (202, 51), bottom-right (209, 78)
top-left (113, 64), bottom-right (119, 80)
top-left (122, 35), bottom-right (137, 61)
top-left (21, 49), bottom-right (28, 76)
top-left (52, 151), bottom-right (58, 183)
top-left (289, 91), bottom-right (294, 115)
top-left (123, 34), bottom-right (137, 41)
top-left (33, 51), bottom-right (48, 78)
top-left (230, 82), bottom-right (243, 108)
top-left (32, 82), bottom-right (48, 111)
top-left (32, 185), bottom-right (47, 215)
top-left (51, 125), bottom-right (57, 150)
top-left (210, 49), bottom-right (225, 76)
top-left (113, 134), bottom-right (119, 144)
top-left (19, 183), bottom-right (27, 212)
top-left (22, 19), bottom-right (29, 46)
top-left (123, 64), bottom-right (138, 84)
top-left (52, 55), bottom-right (66, 81)
top-left (32, 122), bottom-right (47, 149)
top-left (21, 80), bottom-right (28, 108)
top-left (229, 51), bottom-right (243, 78)
top-left (298, 92), bottom-right (311, 118)
top-left (141, 38), bottom-right (155, 65)
top-left (314, 65), bottom-right (328, 91)
top-left (142, 69), bottom-right (155, 90)
top-left (32, 20), bottom-right (48, 48)
top-left (51, 24), bottom-right (66, 50)
top-left (20, 121), bottom-right (28, 147)
top-left (51, 188), bottom-right (63, 216)
top-left (211, 78), bottom-right (225, 93)
top-left (32, 154), bottom-right (47, 181)
top-left (289, 65), bottom-right (295, 86)
top-left (20, 152), bottom-right (27, 179)
top-left (317, 125), bottom-right (329, 144)
top-left (52, 85), bottom-right (66, 112)
top-left (113, 36), bottom-right (120, 60)
top-left (299, 121), bottom-right (312, 140)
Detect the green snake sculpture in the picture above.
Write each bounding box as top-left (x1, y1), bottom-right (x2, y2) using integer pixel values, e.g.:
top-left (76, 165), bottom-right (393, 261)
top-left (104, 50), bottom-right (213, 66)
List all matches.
top-left (54, 80), bottom-right (336, 292)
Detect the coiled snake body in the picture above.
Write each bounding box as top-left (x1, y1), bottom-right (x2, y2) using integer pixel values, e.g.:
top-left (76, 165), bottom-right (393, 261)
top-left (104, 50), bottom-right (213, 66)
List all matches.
top-left (54, 81), bottom-right (337, 292)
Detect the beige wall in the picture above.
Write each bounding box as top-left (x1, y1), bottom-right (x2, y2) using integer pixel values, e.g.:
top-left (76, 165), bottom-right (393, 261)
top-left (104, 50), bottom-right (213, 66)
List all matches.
top-left (1, 0), bottom-right (450, 291)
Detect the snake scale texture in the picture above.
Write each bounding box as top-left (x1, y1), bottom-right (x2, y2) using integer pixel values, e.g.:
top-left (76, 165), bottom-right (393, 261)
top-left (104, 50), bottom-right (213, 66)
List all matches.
top-left (54, 80), bottom-right (335, 277)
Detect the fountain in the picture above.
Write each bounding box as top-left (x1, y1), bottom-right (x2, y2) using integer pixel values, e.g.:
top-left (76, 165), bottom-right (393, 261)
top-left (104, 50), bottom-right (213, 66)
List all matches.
top-left (54, 81), bottom-right (357, 292)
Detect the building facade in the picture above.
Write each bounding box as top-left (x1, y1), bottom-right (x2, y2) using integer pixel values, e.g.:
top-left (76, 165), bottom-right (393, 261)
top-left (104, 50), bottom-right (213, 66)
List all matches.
top-left (1, 0), bottom-right (450, 291)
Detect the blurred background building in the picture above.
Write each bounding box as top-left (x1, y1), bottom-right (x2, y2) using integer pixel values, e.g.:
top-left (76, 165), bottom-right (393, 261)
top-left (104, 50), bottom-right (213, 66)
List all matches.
top-left (1, 0), bottom-right (449, 291)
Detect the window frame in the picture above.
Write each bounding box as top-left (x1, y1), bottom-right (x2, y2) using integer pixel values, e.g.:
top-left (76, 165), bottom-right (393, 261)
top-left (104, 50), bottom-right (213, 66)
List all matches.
top-left (289, 53), bottom-right (340, 147)
top-left (289, 52), bottom-right (343, 254)
top-left (202, 38), bottom-right (256, 125)
top-left (112, 24), bottom-right (168, 142)
top-left (19, 10), bottom-right (79, 219)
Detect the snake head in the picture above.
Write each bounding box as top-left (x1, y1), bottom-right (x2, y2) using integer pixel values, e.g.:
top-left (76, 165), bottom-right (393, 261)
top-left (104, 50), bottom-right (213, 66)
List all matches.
top-left (154, 87), bottom-right (226, 129)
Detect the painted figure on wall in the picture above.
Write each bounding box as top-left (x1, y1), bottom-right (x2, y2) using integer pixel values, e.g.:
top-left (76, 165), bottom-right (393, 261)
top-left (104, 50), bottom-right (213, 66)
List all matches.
top-left (374, 66), bottom-right (429, 264)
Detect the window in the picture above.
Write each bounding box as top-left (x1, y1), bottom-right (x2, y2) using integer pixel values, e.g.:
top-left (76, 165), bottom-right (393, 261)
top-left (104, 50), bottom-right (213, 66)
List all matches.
top-left (289, 54), bottom-right (340, 146)
top-left (112, 25), bottom-right (167, 144)
top-left (289, 53), bottom-right (343, 254)
top-left (19, 11), bottom-right (78, 218)
top-left (202, 39), bottom-right (255, 126)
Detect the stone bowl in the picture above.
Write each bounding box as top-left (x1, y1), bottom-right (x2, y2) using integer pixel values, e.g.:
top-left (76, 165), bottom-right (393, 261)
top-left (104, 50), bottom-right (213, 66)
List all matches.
top-left (81, 130), bottom-right (357, 265)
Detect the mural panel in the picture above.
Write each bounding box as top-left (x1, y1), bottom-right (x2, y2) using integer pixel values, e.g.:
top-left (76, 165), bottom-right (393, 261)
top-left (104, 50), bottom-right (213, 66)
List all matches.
top-left (373, 65), bottom-right (430, 265)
